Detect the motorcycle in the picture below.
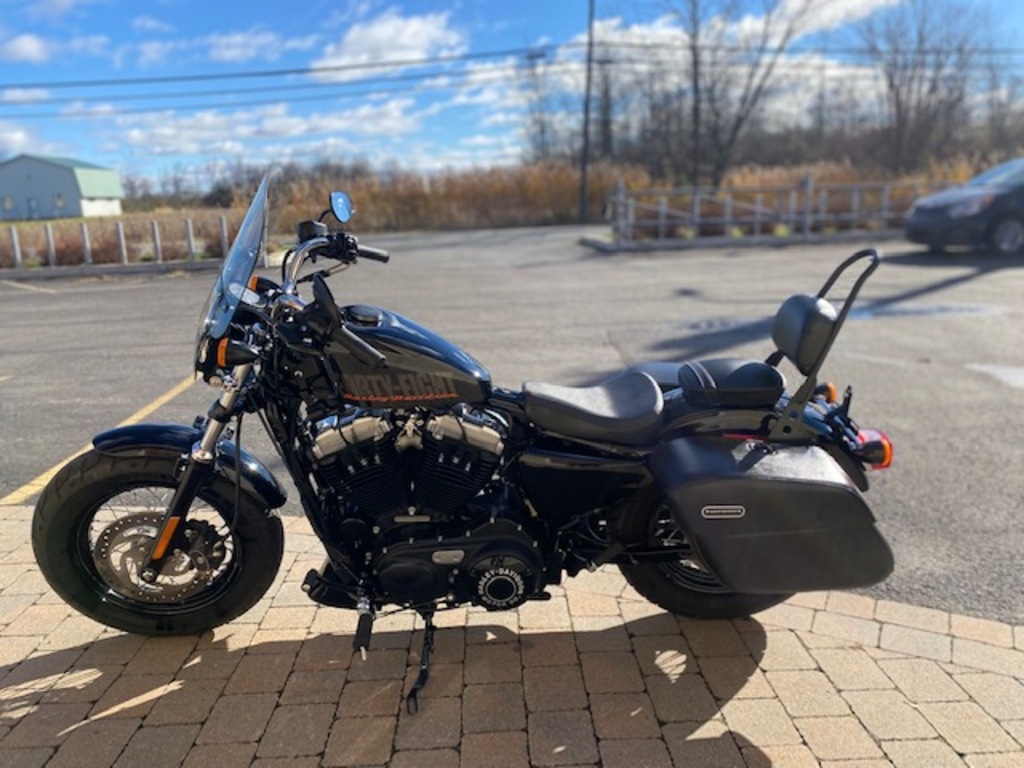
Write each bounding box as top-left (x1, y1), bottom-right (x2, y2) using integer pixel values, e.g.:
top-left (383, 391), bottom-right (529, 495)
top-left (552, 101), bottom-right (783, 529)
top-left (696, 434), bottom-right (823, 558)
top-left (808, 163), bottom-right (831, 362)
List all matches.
top-left (32, 171), bottom-right (894, 710)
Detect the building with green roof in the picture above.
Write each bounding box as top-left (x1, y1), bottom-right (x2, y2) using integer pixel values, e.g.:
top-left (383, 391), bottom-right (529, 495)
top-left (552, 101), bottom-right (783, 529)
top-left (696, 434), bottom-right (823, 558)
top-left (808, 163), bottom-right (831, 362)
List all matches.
top-left (0, 154), bottom-right (125, 221)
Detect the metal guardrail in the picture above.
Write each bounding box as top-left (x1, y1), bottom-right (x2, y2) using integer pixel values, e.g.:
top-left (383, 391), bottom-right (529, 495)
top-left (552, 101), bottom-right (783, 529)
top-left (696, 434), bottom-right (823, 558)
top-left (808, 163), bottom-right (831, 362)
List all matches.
top-left (604, 178), bottom-right (950, 250)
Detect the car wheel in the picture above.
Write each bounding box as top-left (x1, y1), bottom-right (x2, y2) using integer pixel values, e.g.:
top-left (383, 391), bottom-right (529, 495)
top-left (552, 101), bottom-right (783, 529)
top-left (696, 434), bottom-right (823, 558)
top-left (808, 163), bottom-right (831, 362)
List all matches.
top-left (987, 216), bottom-right (1024, 255)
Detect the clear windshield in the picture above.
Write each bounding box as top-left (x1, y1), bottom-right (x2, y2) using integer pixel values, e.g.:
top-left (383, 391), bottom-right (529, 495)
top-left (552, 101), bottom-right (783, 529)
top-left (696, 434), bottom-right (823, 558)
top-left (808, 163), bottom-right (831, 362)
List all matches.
top-left (194, 172), bottom-right (273, 370)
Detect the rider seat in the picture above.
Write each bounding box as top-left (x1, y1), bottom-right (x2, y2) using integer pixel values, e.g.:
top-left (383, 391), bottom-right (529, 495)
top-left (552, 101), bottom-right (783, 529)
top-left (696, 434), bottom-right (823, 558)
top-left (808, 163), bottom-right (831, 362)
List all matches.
top-left (523, 370), bottom-right (664, 446)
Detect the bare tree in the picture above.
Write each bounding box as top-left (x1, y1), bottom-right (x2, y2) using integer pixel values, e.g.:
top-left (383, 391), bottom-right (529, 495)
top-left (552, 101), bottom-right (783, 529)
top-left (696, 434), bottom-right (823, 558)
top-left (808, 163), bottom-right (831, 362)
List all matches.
top-left (523, 51), bottom-right (558, 162)
top-left (859, 0), bottom-right (980, 172)
top-left (979, 48), bottom-right (1024, 161)
top-left (670, 0), bottom-right (817, 187)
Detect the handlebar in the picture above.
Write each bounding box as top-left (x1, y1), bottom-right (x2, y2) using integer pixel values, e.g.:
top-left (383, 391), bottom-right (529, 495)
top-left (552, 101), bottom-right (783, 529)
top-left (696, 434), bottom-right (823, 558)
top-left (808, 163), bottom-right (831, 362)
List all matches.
top-left (283, 234), bottom-right (390, 288)
top-left (357, 244), bottom-right (390, 263)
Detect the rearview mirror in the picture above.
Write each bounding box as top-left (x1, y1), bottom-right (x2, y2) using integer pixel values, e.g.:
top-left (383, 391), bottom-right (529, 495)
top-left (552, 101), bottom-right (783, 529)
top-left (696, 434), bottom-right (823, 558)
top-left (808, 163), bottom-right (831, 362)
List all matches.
top-left (331, 191), bottom-right (353, 223)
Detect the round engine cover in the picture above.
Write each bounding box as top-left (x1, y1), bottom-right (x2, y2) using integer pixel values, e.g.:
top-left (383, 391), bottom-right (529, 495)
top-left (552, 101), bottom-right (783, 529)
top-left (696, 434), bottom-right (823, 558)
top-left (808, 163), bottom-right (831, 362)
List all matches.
top-left (472, 557), bottom-right (531, 610)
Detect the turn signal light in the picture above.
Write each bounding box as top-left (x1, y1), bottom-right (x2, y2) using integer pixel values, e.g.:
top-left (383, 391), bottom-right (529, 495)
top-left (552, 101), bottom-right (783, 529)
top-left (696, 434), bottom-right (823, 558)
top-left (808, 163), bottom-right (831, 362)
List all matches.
top-left (856, 428), bottom-right (893, 470)
top-left (216, 338), bottom-right (260, 368)
top-left (814, 382), bottom-right (838, 403)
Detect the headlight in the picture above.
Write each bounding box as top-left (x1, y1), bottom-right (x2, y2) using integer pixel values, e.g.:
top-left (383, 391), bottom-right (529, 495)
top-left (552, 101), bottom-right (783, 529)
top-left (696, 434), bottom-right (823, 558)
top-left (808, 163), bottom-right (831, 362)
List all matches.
top-left (948, 194), bottom-right (994, 218)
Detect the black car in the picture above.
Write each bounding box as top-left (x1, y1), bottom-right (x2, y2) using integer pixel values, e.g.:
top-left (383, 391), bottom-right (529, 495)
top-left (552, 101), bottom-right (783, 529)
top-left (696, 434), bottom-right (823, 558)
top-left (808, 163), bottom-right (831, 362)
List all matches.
top-left (905, 158), bottom-right (1024, 255)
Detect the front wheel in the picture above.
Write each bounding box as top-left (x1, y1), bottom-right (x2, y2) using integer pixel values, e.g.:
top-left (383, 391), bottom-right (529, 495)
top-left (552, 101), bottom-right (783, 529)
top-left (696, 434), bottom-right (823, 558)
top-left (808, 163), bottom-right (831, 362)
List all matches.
top-left (987, 215), bottom-right (1024, 255)
top-left (616, 491), bottom-right (790, 619)
top-left (33, 450), bottom-right (285, 636)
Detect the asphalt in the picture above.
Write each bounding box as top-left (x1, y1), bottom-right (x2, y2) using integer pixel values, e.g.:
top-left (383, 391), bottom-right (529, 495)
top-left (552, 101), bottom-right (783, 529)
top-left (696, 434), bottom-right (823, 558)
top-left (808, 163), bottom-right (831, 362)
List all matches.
top-left (1, 228), bottom-right (1023, 765)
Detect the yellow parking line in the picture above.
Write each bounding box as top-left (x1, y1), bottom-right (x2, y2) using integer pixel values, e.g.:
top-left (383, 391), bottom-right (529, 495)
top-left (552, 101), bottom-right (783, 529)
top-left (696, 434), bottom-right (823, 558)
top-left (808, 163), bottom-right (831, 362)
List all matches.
top-left (0, 374), bottom-right (196, 506)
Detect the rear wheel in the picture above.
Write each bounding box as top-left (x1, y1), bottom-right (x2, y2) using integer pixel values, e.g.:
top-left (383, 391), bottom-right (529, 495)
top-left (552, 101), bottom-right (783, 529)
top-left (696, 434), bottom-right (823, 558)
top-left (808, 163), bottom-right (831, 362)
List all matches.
top-left (33, 450), bottom-right (284, 636)
top-left (616, 490), bottom-right (790, 619)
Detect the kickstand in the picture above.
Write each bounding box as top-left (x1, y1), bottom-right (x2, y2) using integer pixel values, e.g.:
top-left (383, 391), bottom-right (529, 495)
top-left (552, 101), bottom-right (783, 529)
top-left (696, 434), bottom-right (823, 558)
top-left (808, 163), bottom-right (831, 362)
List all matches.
top-left (406, 611), bottom-right (436, 714)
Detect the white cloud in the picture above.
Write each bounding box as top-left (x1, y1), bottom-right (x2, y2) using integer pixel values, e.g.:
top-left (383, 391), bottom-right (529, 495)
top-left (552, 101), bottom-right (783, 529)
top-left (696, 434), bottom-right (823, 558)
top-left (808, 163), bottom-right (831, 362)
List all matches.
top-left (0, 34), bottom-right (51, 63)
top-left (66, 34), bottom-right (108, 56)
top-left (0, 122), bottom-right (36, 155)
top-left (1, 88), bottom-right (49, 103)
top-left (205, 30), bottom-right (319, 63)
top-left (136, 39), bottom-right (182, 67)
top-left (27, 0), bottom-right (94, 18)
top-left (107, 96), bottom-right (426, 162)
top-left (312, 9), bottom-right (466, 82)
top-left (788, 0), bottom-right (904, 36)
top-left (126, 29), bottom-right (320, 67)
top-left (132, 16), bottom-right (176, 34)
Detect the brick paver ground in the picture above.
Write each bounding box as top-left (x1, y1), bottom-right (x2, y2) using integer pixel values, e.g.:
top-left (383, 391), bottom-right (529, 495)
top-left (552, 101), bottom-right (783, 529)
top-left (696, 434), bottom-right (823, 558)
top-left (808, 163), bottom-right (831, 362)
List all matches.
top-left (2, 505), bottom-right (1022, 767)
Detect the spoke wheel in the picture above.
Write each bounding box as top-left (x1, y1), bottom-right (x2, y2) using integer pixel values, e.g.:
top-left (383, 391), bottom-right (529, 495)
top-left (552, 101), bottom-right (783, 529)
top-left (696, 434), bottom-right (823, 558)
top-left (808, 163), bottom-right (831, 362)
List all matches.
top-left (33, 450), bottom-right (284, 635)
top-left (616, 492), bottom-right (790, 619)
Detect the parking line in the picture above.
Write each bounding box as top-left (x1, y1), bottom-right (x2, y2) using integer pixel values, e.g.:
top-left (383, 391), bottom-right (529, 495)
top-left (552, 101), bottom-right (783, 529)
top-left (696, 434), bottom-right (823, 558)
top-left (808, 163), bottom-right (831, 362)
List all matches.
top-left (0, 279), bottom-right (57, 294)
top-left (0, 374), bottom-right (197, 506)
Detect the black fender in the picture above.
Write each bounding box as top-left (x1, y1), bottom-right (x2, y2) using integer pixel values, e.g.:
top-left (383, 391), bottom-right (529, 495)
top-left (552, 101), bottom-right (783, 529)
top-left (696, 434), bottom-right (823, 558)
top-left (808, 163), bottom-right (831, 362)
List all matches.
top-left (93, 423), bottom-right (288, 510)
top-left (649, 435), bottom-right (893, 593)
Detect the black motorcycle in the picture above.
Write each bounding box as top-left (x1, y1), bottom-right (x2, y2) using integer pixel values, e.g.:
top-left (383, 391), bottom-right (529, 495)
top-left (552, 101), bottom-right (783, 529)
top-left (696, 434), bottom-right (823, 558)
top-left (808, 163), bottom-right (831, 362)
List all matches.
top-left (32, 172), bottom-right (894, 709)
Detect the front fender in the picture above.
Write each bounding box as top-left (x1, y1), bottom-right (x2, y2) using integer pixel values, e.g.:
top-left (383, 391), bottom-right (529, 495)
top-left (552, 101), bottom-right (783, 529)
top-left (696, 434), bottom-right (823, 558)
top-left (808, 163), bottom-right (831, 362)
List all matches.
top-left (93, 423), bottom-right (288, 510)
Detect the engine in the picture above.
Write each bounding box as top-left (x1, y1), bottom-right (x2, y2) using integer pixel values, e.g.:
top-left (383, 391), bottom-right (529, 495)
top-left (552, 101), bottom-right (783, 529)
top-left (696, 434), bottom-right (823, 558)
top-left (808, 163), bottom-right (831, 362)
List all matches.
top-left (304, 404), bottom-right (545, 610)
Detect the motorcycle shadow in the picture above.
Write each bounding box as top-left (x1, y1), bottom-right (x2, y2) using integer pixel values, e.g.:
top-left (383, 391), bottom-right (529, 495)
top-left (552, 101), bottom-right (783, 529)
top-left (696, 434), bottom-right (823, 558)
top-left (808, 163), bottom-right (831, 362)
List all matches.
top-left (0, 609), bottom-right (771, 765)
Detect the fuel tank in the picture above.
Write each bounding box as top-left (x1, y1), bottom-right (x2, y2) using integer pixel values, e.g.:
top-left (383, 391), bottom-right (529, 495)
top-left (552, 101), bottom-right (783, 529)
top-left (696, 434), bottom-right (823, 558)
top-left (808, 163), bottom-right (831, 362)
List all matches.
top-left (331, 304), bottom-right (492, 407)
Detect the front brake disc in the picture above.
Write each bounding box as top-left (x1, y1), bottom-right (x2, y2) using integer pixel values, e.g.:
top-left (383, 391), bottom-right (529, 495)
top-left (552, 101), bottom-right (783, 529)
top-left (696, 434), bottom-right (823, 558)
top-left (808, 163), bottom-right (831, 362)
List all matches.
top-left (93, 513), bottom-right (213, 603)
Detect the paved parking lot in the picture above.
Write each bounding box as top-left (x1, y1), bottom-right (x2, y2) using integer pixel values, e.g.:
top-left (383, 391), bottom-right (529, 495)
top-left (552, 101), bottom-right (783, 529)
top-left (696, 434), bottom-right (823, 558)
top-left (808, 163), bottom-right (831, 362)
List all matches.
top-left (1, 228), bottom-right (1023, 765)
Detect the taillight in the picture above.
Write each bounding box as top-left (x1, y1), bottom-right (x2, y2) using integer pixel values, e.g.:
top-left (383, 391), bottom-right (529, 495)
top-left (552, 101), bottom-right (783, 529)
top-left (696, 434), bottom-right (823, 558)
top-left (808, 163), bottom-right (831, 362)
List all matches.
top-left (855, 428), bottom-right (893, 470)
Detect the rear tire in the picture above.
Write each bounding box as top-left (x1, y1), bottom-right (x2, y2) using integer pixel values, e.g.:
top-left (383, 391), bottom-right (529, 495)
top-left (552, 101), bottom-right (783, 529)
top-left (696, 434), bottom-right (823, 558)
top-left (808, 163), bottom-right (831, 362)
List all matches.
top-left (616, 489), bottom-right (790, 619)
top-left (32, 450), bottom-right (285, 636)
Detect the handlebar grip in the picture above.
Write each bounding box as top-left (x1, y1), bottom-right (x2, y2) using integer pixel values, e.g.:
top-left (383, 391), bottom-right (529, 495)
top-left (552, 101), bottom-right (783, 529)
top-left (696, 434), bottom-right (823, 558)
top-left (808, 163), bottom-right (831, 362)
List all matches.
top-left (358, 244), bottom-right (390, 263)
top-left (336, 324), bottom-right (387, 369)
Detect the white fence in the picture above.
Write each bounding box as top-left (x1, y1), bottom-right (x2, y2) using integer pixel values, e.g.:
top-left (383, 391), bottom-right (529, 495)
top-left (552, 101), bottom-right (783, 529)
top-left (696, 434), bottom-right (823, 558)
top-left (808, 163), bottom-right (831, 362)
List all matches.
top-left (605, 179), bottom-right (949, 250)
top-left (2, 215), bottom-right (236, 269)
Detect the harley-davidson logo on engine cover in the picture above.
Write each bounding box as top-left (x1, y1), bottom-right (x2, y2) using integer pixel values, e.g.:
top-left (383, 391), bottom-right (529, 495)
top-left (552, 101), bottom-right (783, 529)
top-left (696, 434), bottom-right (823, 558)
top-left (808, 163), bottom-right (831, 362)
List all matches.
top-left (701, 505), bottom-right (747, 520)
top-left (345, 373), bottom-right (458, 402)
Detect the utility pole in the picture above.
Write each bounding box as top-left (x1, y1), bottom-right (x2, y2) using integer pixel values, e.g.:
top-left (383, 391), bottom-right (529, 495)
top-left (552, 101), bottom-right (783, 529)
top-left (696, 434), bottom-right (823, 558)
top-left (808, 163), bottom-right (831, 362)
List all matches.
top-left (579, 0), bottom-right (595, 224)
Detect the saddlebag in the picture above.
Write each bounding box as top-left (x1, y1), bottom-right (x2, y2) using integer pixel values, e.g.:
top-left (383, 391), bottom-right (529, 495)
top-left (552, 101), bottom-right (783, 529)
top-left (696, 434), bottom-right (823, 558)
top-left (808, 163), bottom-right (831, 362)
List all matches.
top-left (650, 437), bottom-right (893, 593)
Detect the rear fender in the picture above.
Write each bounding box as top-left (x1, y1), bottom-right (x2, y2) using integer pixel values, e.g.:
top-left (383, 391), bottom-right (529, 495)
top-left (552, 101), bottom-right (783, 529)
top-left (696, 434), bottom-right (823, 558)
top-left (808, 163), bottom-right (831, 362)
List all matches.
top-left (650, 436), bottom-right (893, 593)
top-left (93, 423), bottom-right (288, 510)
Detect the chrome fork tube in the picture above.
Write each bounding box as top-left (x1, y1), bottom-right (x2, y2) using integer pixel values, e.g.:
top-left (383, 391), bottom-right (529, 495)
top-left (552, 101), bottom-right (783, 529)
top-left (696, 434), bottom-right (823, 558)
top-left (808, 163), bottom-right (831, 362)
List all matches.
top-left (140, 363), bottom-right (253, 582)
top-left (194, 363), bottom-right (253, 461)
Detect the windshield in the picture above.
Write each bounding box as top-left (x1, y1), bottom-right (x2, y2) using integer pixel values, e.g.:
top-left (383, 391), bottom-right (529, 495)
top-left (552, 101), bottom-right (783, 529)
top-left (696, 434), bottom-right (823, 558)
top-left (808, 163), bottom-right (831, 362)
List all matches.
top-left (194, 171), bottom-right (273, 370)
top-left (967, 158), bottom-right (1024, 187)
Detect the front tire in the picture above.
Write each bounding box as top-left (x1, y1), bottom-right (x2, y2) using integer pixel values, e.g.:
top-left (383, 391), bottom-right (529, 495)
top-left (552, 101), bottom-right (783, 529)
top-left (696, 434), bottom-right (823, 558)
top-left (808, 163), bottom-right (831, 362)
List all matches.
top-left (616, 490), bottom-right (790, 619)
top-left (987, 215), bottom-right (1024, 255)
top-left (33, 450), bottom-right (285, 636)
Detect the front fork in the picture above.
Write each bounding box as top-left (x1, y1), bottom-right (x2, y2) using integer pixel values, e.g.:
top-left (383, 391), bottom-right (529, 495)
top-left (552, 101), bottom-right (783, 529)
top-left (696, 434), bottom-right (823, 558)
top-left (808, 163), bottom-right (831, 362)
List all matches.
top-left (139, 364), bottom-right (252, 583)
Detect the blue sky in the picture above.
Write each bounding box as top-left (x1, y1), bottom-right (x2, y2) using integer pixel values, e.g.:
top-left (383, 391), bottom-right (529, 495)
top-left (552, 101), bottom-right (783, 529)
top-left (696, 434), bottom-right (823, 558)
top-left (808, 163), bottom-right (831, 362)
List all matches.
top-left (0, 0), bottom-right (1008, 187)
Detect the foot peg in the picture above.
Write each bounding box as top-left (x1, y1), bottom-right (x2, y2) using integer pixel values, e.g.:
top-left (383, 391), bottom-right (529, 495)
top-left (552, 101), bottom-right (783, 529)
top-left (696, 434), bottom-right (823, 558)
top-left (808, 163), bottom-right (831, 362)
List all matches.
top-left (353, 597), bottom-right (374, 661)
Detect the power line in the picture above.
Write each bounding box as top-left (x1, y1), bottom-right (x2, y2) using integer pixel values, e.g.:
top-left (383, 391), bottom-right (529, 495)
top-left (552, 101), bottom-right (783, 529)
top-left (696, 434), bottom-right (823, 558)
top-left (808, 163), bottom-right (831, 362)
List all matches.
top-left (0, 45), bottom-right (565, 91)
top-left (1, 61), bottom-right (589, 121)
top-left (1, 59), bottom-right (581, 113)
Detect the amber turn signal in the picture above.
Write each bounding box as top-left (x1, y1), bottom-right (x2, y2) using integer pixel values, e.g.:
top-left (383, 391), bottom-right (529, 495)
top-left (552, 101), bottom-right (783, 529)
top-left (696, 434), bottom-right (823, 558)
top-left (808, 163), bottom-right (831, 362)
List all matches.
top-left (855, 428), bottom-right (893, 470)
